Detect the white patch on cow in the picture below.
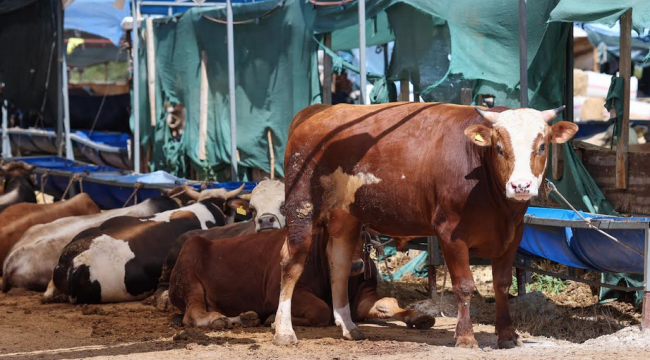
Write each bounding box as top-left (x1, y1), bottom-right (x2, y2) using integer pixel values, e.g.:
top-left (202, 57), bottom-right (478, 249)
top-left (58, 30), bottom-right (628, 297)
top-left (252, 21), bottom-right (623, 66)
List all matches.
top-left (141, 202), bottom-right (215, 229)
top-left (0, 189), bottom-right (19, 206)
top-left (249, 180), bottom-right (285, 231)
top-left (493, 109), bottom-right (546, 199)
top-left (401, 174), bottom-right (406, 180)
top-left (319, 167), bottom-right (381, 211)
top-left (275, 299), bottom-right (294, 335)
top-left (333, 304), bottom-right (357, 335)
top-left (72, 235), bottom-right (139, 303)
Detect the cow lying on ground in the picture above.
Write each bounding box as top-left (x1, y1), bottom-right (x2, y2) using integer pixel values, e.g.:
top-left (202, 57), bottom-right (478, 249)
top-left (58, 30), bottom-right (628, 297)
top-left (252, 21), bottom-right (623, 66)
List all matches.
top-left (153, 180), bottom-right (285, 311)
top-left (0, 161), bottom-right (37, 214)
top-left (2, 196), bottom-right (180, 292)
top-left (48, 186), bottom-right (248, 304)
top-left (0, 193), bottom-right (100, 272)
top-left (168, 228), bottom-right (434, 330)
top-left (273, 103), bottom-right (578, 348)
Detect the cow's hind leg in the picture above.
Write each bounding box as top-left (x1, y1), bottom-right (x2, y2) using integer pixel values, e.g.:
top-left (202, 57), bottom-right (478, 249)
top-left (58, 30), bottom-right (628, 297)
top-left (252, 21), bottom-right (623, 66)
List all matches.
top-left (267, 289), bottom-right (331, 327)
top-left (327, 213), bottom-right (364, 341)
top-left (273, 200), bottom-right (315, 345)
top-left (492, 225), bottom-right (524, 349)
top-left (182, 282), bottom-right (231, 330)
top-left (439, 233), bottom-right (478, 348)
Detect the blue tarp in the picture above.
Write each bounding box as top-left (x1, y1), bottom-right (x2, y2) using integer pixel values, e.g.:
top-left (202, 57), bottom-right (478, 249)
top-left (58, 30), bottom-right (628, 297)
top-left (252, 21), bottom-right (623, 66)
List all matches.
top-left (16, 156), bottom-right (255, 208)
top-left (65, 0), bottom-right (130, 45)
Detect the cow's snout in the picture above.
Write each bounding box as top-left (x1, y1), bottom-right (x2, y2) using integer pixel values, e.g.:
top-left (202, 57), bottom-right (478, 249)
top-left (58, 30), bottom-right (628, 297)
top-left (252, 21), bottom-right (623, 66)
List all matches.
top-left (257, 214), bottom-right (281, 231)
top-left (506, 178), bottom-right (537, 200)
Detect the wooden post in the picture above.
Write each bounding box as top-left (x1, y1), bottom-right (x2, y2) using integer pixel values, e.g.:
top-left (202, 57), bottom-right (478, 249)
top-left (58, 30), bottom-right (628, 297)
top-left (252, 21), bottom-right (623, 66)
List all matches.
top-left (198, 51), bottom-right (208, 161)
top-left (616, 9), bottom-right (631, 190)
top-left (400, 75), bottom-right (409, 102)
top-left (592, 47), bottom-right (600, 73)
top-left (554, 25), bottom-right (574, 180)
top-left (267, 129), bottom-right (275, 180)
top-left (104, 62), bottom-right (109, 81)
top-left (322, 33), bottom-right (332, 105)
top-left (460, 88), bottom-right (472, 105)
top-left (427, 236), bottom-right (437, 298)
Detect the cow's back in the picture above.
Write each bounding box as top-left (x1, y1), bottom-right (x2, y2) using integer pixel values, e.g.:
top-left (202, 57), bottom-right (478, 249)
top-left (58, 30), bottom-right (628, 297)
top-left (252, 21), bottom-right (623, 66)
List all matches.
top-left (0, 193), bottom-right (100, 269)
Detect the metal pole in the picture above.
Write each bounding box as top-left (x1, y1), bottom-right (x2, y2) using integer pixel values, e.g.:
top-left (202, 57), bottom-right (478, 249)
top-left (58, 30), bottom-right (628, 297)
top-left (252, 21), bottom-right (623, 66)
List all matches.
top-left (56, 0), bottom-right (64, 156)
top-left (1, 100), bottom-right (10, 158)
top-left (358, 0), bottom-right (366, 105)
top-left (62, 54), bottom-right (74, 160)
top-left (132, 0), bottom-right (141, 173)
top-left (518, 0), bottom-right (528, 107)
top-left (226, 0), bottom-right (238, 180)
top-left (642, 227), bottom-right (650, 331)
top-left (322, 33), bottom-right (332, 105)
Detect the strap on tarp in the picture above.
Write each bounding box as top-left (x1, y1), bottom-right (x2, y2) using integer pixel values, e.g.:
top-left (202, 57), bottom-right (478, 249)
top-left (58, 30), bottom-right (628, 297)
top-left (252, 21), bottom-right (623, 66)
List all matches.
top-left (604, 75), bottom-right (624, 149)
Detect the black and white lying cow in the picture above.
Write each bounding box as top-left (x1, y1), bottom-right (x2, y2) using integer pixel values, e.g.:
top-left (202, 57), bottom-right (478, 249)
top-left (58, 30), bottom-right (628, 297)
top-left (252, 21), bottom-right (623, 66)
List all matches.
top-left (0, 161), bottom-right (37, 214)
top-left (2, 196), bottom-right (180, 292)
top-left (153, 179), bottom-right (286, 311)
top-left (48, 186), bottom-right (248, 304)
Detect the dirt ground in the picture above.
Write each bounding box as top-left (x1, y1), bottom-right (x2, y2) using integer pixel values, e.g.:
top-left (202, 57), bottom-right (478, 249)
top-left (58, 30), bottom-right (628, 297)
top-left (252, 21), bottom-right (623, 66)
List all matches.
top-left (1, 266), bottom-right (650, 360)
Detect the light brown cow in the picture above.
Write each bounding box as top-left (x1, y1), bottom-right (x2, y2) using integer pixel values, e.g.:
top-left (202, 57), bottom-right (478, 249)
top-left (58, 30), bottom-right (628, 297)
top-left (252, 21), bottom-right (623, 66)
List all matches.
top-left (273, 102), bottom-right (577, 349)
top-left (0, 193), bottom-right (100, 272)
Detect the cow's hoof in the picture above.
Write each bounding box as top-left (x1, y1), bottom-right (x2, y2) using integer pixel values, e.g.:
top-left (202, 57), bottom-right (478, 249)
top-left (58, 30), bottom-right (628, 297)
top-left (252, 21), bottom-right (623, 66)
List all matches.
top-left (273, 332), bottom-right (298, 346)
top-left (455, 336), bottom-right (479, 349)
top-left (210, 317), bottom-right (232, 330)
top-left (406, 314), bottom-right (435, 329)
top-left (498, 335), bottom-right (523, 349)
top-left (155, 291), bottom-right (172, 312)
top-left (240, 311), bottom-right (261, 327)
top-left (265, 315), bottom-right (276, 328)
top-left (343, 328), bottom-right (365, 341)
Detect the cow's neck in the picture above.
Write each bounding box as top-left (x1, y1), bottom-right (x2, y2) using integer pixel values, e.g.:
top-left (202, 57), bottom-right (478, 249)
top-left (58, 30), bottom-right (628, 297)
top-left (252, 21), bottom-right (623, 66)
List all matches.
top-left (482, 149), bottom-right (529, 218)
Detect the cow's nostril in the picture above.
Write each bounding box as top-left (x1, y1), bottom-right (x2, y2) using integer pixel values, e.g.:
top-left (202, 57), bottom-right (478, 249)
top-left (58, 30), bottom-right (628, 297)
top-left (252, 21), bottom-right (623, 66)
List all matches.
top-left (269, 217), bottom-right (275, 223)
top-left (510, 183), bottom-right (517, 190)
top-left (524, 183), bottom-right (531, 189)
top-left (258, 218), bottom-right (264, 224)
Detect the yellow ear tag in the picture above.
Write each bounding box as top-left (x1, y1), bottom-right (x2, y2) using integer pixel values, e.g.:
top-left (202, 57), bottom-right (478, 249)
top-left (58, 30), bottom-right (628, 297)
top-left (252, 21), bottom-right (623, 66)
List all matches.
top-left (474, 134), bottom-right (484, 142)
top-left (236, 206), bottom-right (247, 216)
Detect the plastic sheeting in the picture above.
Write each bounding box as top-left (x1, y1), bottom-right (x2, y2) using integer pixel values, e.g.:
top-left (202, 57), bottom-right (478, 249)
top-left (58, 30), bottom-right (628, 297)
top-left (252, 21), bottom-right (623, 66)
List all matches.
top-left (64, 0), bottom-right (130, 45)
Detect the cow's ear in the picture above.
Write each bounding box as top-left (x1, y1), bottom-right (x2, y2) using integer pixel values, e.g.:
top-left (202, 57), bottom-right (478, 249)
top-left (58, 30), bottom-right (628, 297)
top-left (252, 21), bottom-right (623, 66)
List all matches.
top-left (550, 121), bottom-right (578, 144)
top-left (464, 125), bottom-right (493, 147)
top-left (226, 198), bottom-right (251, 221)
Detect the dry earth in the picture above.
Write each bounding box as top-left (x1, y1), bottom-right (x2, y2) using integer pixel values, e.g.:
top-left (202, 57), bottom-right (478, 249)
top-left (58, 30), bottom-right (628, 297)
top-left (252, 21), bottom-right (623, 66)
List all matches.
top-left (1, 265), bottom-right (649, 360)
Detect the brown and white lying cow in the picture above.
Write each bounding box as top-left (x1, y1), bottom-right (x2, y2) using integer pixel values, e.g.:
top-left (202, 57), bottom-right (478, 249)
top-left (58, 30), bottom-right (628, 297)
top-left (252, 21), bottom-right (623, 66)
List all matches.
top-left (153, 180), bottom-right (285, 311)
top-left (2, 196), bottom-right (180, 292)
top-left (0, 161), bottom-right (37, 214)
top-left (168, 228), bottom-right (434, 330)
top-left (49, 186), bottom-right (248, 304)
top-left (273, 103), bottom-right (578, 349)
top-left (0, 193), bottom-right (100, 271)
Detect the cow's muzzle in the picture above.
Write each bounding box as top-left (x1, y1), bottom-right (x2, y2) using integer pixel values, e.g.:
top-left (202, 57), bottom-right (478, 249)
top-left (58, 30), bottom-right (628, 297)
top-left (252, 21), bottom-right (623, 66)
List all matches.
top-left (257, 213), bottom-right (281, 231)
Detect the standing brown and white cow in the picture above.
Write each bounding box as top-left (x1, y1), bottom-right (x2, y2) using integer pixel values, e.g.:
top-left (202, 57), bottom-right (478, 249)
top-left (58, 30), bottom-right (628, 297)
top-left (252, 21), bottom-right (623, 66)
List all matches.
top-left (273, 103), bottom-right (577, 349)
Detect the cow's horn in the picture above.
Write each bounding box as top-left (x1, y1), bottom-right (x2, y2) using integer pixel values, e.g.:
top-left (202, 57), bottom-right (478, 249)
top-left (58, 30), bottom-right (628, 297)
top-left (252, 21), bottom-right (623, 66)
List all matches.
top-left (239, 193), bottom-right (252, 201)
top-left (474, 107), bottom-right (499, 123)
top-left (224, 183), bottom-right (245, 199)
top-left (184, 185), bottom-right (201, 201)
top-left (541, 105), bottom-right (566, 123)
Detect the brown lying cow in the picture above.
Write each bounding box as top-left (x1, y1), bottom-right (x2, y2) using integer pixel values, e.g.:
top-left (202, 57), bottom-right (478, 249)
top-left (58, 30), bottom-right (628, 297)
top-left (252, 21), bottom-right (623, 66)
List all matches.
top-left (153, 180), bottom-right (286, 311)
top-left (168, 228), bottom-right (434, 330)
top-left (0, 193), bottom-right (100, 271)
top-left (273, 102), bottom-right (578, 349)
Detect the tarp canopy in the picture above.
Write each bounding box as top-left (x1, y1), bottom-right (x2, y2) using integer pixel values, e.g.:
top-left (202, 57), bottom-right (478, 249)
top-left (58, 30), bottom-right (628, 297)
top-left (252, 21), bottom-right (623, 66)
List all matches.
top-left (64, 0), bottom-right (130, 45)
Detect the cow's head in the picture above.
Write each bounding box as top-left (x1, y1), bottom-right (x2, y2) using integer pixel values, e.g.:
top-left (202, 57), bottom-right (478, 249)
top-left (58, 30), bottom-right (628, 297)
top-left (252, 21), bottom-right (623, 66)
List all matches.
top-left (465, 107), bottom-right (578, 201)
top-left (245, 179), bottom-right (285, 232)
top-left (0, 161), bottom-right (36, 190)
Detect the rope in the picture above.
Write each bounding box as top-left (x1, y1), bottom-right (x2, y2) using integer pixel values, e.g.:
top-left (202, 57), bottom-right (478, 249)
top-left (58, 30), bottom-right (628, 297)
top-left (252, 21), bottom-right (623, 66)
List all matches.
top-left (439, 265), bottom-right (448, 317)
top-left (202, 0), bottom-right (284, 25)
top-left (122, 182), bottom-right (144, 208)
top-left (362, 229), bottom-right (396, 297)
top-left (545, 179), bottom-right (644, 257)
top-left (39, 172), bottom-right (49, 204)
top-left (60, 174), bottom-right (81, 200)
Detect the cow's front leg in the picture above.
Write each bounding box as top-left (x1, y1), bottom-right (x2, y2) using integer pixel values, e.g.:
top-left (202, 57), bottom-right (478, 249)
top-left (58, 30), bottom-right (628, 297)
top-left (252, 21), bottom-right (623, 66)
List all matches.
top-left (326, 213), bottom-right (363, 340)
top-left (492, 225), bottom-right (524, 349)
top-left (439, 236), bottom-right (478, 348)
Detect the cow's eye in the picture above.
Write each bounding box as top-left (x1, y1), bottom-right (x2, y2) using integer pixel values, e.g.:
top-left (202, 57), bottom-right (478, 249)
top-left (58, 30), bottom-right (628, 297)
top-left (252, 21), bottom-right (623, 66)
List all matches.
top-left (279, 202), bottom-right (286, 216)
top-left (496, 144), bottom-right (504, 156)
top-left (538, 143), bottom-right (546, 155)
